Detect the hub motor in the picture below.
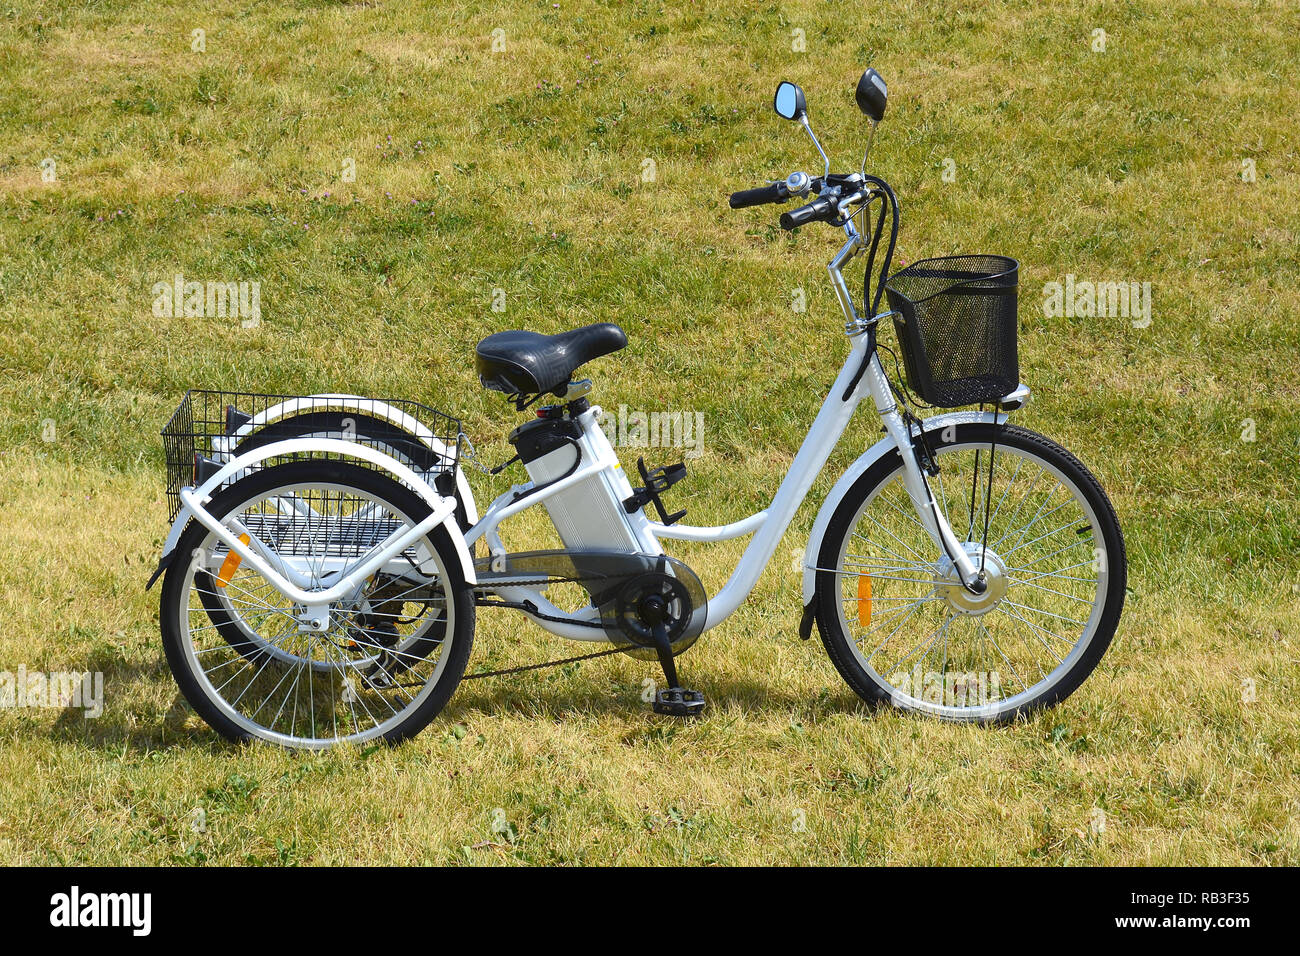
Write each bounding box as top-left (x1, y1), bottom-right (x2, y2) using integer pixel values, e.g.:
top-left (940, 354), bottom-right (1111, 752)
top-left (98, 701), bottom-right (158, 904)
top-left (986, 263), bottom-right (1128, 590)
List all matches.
top-left (935, 542), bottom-right (1009, 616)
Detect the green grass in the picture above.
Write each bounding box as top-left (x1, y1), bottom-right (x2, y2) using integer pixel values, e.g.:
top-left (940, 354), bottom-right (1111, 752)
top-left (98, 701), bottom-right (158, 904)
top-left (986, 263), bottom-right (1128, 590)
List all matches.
top-left (1, 0), bottom-right (1297, 865)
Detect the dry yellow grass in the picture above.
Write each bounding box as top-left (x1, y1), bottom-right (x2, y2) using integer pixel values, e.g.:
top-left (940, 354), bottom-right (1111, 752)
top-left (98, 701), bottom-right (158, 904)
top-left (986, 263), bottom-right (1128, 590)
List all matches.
top-left (0, 0), bottom-right (1297, 864)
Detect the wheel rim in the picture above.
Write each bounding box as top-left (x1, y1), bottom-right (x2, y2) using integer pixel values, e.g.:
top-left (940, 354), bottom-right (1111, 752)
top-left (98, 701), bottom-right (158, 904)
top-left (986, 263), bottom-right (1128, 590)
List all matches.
top-left (832, 440), bottom-right (1111, 718)
top-left (177, 480), bottom-right (455, 747)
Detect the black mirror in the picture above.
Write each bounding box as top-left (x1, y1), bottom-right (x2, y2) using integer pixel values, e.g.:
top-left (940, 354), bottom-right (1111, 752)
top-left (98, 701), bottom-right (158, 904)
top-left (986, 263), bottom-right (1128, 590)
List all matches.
top-left (773, 81), bottom-right (806, 121)
top-left (855, 68), bottom-right (887, 122)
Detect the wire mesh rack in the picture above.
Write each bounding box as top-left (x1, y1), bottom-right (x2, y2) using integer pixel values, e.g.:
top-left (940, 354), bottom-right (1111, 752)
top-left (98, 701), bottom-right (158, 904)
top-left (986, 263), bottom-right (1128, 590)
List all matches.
top-left (160, 390), bottom-right (462, 522)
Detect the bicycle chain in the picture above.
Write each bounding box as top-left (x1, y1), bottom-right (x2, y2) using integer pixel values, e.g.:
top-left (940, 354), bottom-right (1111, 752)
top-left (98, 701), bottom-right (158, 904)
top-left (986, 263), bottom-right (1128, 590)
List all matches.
top-left (462, 644), bottom-right (629, 680)
top-left (463, 576), bottom-right (623, 680)
top-left (386, 611), bottom-right (626, 686)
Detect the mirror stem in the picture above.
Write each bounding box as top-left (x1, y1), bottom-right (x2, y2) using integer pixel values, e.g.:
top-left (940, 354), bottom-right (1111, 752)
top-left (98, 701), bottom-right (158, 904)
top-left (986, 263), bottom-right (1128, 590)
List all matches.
top-left (859, 120), bottom-right (878, 175)
top-left (799, 114), bottom-right (831, 178)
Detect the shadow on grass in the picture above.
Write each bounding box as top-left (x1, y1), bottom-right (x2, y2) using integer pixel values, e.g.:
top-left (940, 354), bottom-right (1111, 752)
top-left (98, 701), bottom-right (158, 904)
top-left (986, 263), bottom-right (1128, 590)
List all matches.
top-left (39, 648), bottom-right (871, 755)
top-left (445, 668), bottom-right (871, 722)
top-left (44, 649), bottom-right (234, 755)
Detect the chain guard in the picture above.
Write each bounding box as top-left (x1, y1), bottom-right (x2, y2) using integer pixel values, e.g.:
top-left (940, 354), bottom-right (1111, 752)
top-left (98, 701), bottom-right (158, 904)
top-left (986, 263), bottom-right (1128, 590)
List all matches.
top-left (475, 549), bottom-right (707, 660)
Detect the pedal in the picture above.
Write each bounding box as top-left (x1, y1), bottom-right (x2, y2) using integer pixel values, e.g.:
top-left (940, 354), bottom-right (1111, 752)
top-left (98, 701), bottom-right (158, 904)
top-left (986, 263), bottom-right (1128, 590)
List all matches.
top-left (653, 686), bottom-right (706, 717)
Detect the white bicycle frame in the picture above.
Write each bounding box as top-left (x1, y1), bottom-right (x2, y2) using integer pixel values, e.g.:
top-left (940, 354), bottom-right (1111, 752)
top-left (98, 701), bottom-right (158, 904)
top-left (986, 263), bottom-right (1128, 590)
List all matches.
top-left (459, 197), bottom-right (1023, 641)
top-left (160, 189), bottom-right (1024, 643)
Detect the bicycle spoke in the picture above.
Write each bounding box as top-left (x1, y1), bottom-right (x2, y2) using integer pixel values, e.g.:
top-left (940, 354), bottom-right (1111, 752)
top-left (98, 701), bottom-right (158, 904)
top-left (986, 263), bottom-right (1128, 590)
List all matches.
top-left (863, 599), bottom-right (932, 664)
top-left (1002, 599), bottom-right (1086, 627)
top-left (999, 499), bottom-right (1078, 556)
top-left (1010, 577), bottom-right (1099, 606)
top-left (829, 435), bottom-right (1115, 717)
top-left (850, 527), bottom-right (924, 566)
top-left (1000, 604), bottom-right (1072, 655)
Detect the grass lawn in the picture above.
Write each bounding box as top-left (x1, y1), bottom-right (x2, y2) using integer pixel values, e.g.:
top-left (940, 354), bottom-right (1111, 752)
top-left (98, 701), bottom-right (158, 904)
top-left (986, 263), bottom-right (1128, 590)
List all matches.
top-left (0, 0), bottom-right (1297, 864)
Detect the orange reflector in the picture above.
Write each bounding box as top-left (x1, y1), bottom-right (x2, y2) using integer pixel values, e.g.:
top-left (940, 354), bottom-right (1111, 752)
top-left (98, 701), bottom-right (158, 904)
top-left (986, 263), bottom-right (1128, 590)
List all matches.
top-left (215, 534), bottom-right (251, 587)
top-left (856, 573), bottom-right (872, 627)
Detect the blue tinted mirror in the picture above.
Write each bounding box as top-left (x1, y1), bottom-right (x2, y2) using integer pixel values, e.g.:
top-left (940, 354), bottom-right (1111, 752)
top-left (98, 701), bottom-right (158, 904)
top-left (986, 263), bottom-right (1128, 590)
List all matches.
top-left (773, 81), bottom-right (806, 120)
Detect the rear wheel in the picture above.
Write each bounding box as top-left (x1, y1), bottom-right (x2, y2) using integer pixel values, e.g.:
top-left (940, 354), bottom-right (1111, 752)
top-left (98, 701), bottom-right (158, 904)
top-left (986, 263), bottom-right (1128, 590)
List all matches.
top-left (160, 460), bottom-right (474, 748)
top-left (814, 423), bottom-right (1125, 721)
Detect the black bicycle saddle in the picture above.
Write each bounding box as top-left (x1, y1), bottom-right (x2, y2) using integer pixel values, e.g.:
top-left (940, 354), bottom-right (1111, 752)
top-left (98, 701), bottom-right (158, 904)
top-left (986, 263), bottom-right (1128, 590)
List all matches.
top-left (475, 322), bottom-right (628, 397)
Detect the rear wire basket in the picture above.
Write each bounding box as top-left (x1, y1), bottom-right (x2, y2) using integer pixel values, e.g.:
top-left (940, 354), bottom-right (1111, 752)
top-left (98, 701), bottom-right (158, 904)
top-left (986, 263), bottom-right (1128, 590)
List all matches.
top-left (884, 255), bottom-right (1019, 408)
top-left (160, 390), bottom-right (462, 522)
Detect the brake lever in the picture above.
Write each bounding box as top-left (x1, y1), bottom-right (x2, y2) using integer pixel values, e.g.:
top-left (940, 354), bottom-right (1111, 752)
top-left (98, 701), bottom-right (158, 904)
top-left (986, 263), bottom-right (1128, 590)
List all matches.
top-left (835, 188), bottom-right (870, 222)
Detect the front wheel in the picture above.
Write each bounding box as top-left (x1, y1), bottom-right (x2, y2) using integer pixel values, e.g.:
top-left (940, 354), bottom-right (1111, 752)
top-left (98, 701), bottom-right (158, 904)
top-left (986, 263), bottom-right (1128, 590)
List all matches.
top-left (814, 423), bottom-right (1125, 722)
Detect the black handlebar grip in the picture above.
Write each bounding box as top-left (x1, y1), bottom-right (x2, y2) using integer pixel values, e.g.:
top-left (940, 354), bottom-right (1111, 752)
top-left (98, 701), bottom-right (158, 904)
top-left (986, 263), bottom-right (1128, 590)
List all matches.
top-left (729, 182), bottom-right (788, 209)
top-left (780, 196), bottom-right (836, 230)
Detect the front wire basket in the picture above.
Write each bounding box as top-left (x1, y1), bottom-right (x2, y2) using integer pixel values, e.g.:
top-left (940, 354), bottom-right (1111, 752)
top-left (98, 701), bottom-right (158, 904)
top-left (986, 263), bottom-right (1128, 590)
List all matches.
top-left (160, 390), bottom-right (462, 522)
top-left (884, 254), bottom-right (1019, 408)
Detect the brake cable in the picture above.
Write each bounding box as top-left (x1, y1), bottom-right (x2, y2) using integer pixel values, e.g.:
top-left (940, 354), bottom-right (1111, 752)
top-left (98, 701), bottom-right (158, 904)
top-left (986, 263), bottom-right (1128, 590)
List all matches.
top-left (860, 175), bottom-right (900, 317)
top-left (861, 194), bottom-right (888, 316)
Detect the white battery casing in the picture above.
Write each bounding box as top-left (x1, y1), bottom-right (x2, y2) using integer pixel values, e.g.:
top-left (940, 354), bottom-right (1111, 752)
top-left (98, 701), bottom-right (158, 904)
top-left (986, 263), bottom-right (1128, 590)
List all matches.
top-left (522, 407), bottom-right (662, 555)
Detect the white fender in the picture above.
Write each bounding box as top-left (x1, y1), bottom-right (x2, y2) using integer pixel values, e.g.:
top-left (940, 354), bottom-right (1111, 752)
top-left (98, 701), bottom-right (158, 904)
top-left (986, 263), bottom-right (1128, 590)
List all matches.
top-left (222, 394), bottom-right (478, 526)
top-left (154, 437), bottom-right (475, 588)
top-left (800, 410), bottom-right (1004, 605)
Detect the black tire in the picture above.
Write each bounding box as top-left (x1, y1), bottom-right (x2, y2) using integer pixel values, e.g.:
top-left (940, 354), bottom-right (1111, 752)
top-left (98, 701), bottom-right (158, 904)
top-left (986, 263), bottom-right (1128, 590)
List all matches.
top-left (814, 423), bottom-right (1125, 722)
top-left (160, 460), bottom-right (474, 747)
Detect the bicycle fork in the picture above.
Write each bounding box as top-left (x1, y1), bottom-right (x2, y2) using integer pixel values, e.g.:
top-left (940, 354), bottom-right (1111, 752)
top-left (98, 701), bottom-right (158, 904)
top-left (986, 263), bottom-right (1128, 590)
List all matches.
top-left (860, 345), bottom-right (988, 594)
top-left (830, 228), bottom-right (987, 595)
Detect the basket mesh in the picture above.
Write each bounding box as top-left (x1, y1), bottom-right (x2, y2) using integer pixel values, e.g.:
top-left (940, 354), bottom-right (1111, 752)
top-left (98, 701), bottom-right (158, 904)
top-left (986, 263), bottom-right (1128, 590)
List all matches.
top-left (160, 390), bottom-right (461, 522)
top-left (884, 254), bottom-right (1019, 408)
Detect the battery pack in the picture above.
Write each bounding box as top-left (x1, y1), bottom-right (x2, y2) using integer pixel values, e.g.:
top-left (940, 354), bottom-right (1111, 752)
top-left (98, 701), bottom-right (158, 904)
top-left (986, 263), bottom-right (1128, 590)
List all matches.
top-left (524, 442), bottom-right (642, 551)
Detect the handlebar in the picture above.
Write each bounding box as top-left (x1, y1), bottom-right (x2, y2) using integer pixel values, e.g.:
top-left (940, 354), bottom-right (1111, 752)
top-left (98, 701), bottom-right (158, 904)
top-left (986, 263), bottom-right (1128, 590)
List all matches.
top-left (728, 181), bottom-right (790, 209)
top-left (729, 170), bottom-right (901, 321)
top-left (730, 173), bottom-right (859, 230)
top-left (779, 195), bottom-right (838, 230)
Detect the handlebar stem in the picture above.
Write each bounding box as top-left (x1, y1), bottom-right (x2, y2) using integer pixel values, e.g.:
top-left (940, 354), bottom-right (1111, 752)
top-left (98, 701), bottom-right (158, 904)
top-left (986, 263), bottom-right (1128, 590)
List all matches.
top-left (828, 232), bottom-right (869, 336)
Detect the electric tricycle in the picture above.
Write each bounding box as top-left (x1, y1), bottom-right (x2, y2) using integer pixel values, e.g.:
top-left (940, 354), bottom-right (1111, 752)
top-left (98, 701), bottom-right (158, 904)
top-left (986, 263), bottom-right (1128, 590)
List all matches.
top-left (150, 69), bottom-right (1126, 748)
